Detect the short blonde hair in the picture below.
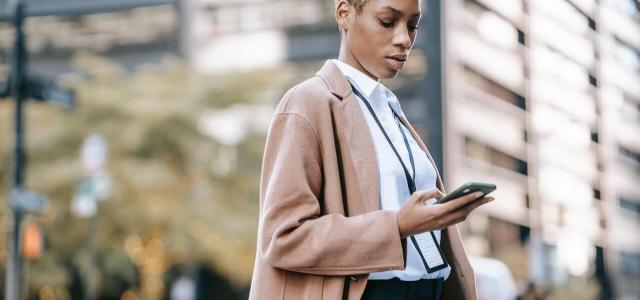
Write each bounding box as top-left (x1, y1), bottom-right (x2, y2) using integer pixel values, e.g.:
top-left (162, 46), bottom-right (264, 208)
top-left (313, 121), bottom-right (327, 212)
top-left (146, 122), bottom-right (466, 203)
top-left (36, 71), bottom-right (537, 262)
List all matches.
top-left (336, 0), bottom-right (368, 12)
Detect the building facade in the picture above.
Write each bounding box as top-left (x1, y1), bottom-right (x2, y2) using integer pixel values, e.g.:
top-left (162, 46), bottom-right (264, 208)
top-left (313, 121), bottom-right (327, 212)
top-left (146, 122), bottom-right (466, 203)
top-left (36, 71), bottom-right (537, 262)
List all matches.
top-left (441, 0), bottom-right (640, 298)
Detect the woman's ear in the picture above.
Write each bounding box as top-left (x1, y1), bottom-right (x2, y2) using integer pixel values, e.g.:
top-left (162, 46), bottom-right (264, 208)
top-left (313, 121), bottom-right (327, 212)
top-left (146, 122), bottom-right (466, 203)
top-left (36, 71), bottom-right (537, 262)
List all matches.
top-left (335, 0), bottom-right (351, 33)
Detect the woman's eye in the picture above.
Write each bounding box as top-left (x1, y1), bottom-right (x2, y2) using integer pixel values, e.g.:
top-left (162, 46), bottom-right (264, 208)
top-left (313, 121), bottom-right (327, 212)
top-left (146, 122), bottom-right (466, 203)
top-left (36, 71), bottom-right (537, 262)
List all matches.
top-left (408, 25), bottom-right (420, 32)
top-left (379, 19), bottom-right (394, 28)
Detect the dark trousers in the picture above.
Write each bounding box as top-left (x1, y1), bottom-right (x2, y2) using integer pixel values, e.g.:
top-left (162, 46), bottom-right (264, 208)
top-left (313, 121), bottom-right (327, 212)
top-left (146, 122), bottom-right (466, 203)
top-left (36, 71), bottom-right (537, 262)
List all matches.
top-left (361, 278), bottom-right (444, 300)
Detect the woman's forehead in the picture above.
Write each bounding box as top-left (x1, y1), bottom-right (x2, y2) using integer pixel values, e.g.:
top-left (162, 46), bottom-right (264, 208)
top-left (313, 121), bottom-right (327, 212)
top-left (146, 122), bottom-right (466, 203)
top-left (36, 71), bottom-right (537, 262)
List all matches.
top-left (365, 0), bottom-right (421, 16)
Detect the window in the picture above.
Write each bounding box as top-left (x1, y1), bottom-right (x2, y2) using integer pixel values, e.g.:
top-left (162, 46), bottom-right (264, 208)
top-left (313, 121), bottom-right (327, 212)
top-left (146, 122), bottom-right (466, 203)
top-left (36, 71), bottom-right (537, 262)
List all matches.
top-left (614, 38), bottom-right (640, 72)
top-left (465, 136), bottom-right (528, 175)
top-left (463, 67), bottom-right (526, 109)
top-left (619, 197), bottom-right (640, 215)
top-left (619, 146), bottom-right (640, 165)
top-left (619, 252), bottom-right (640, 278)
top-left (614, 0), bottom-right (640, 18)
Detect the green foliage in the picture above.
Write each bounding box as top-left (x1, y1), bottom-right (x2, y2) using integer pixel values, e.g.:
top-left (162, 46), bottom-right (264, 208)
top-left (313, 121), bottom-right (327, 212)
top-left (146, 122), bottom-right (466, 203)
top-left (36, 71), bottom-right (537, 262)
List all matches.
top-left (0, 51), bottom-right (300, 298)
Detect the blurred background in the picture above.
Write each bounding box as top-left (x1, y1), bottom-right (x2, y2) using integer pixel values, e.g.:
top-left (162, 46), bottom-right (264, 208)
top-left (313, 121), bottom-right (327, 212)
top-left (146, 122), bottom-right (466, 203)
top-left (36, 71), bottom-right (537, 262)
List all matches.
top-left (0, 0), bottom-right (638, 299)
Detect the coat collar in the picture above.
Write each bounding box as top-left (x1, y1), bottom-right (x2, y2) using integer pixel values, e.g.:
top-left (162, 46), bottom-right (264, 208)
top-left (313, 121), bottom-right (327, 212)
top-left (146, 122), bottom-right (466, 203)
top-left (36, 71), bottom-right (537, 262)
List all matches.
top-left (315, 60), bottom-right (353, 100)
top-left (318, 60), bottom-right (381, 213)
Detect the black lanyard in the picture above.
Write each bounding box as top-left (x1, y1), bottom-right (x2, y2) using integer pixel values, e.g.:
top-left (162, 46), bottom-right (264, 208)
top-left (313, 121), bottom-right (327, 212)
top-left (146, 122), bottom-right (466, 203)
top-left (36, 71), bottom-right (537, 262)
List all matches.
top-left (348, 82), bottom-right (417, 194)
top-left (349, 80), bottom-right (449, 274)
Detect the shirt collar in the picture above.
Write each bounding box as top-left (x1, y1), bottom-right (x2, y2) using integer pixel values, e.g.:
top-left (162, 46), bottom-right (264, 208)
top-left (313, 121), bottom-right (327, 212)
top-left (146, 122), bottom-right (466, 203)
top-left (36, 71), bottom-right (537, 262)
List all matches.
top-left (331, 59), bottom-right (381, 99)
top-left (331, 59), bottom-right (403, 117)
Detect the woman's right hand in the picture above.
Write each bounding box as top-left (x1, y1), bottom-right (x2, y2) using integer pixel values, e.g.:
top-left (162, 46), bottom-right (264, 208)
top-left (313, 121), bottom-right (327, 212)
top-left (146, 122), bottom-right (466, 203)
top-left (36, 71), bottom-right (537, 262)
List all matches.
top-left (397, 189), bottom-right (495, 238)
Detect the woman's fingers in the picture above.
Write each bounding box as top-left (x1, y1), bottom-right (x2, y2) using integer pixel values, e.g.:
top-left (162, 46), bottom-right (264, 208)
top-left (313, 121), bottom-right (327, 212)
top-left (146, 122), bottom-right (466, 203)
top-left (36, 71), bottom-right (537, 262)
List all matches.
top-left (440, 196), bottom-right (495, 226)
top-left (401, 189), bottom-right (495, 235)
top-left (440, 191), bottom-right (486, 212)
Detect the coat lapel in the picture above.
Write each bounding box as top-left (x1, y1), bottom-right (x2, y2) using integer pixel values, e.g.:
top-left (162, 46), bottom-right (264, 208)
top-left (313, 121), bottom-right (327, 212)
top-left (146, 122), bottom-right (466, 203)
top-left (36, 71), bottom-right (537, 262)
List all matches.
top-left (340, 92), bottom-right (380, 213)
top-left (316, 61), bottom-right (380, 214)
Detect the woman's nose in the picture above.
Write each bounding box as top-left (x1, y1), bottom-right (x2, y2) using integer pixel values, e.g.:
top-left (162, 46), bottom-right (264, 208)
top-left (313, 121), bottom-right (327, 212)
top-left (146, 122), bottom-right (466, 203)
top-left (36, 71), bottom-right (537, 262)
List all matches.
top-left (393, 27), bottom-right (412, 49)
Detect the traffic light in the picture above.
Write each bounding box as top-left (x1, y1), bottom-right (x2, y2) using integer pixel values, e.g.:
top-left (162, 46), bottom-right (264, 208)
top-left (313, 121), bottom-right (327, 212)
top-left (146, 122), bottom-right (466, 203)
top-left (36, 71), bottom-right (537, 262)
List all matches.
top-left (22, 223), bottom-right (43, 260)
top-left (0, 76), bottom-right (75, 107)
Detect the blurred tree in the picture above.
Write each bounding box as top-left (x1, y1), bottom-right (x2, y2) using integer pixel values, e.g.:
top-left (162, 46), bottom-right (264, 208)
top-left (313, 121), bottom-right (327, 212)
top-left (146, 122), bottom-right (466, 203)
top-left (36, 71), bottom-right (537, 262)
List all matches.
top-left (0, 51), bottom-right (306, 299)
top-left (549, 277), bottom-right (600, 300)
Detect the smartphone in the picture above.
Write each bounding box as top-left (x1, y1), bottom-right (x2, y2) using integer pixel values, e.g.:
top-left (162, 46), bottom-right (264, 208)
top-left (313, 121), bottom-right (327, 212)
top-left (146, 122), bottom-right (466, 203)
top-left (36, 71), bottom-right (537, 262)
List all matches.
top-left (436, 181), bottom-right (496, 204)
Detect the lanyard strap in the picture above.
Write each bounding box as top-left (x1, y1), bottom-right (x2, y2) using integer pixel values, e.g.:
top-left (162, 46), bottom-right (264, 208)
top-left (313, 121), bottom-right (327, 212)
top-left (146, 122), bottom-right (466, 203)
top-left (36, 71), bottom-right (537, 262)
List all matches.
top-left (396, 116), bottom-right (416, 192)
top-left (348, 82), bottom-right (416, 194)
top-left (349, 81), bottom-right (449, 274)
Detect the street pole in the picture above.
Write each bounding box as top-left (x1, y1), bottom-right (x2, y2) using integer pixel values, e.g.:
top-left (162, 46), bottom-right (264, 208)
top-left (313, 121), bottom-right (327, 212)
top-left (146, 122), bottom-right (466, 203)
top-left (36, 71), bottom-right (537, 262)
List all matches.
top-left (5, 0), bottom-right (26, 299)
top-left (85, 211), bottom-right (98, 300)
top-left (73, 135), bottom-right (110, 300)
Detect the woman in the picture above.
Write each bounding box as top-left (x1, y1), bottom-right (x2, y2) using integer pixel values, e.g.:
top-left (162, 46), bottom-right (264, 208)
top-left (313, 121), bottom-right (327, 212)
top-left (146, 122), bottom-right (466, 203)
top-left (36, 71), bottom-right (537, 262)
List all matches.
top-left (248, 0), bottom-right (494, 299)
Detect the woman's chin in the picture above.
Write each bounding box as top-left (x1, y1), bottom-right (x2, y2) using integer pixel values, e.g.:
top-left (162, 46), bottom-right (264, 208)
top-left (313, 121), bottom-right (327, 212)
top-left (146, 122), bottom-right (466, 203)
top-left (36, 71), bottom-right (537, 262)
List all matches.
top-left (379, 68), bottom-right (400, 79)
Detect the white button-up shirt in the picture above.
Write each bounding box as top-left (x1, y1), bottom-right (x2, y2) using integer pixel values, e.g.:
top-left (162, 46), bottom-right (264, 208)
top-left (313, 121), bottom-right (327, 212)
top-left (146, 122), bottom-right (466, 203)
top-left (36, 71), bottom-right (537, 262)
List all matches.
top-left (331, 59), bottom-right (451, 281)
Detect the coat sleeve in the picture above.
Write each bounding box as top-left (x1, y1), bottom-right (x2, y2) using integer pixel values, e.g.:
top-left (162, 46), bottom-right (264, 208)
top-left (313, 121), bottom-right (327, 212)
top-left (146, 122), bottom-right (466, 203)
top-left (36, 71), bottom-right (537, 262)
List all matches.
top-left (257, 112), bottom-right (407, 275)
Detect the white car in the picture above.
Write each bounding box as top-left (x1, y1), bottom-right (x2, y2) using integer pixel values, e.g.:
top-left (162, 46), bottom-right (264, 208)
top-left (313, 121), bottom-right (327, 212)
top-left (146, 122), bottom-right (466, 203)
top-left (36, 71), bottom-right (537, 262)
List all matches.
top-left (470, 256), bottom-right (519, 300)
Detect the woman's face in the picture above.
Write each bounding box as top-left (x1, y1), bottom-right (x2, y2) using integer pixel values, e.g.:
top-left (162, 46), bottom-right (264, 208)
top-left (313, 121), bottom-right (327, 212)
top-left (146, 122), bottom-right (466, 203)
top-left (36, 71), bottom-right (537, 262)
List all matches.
top-left (337, 0), bottom-right (421, 80)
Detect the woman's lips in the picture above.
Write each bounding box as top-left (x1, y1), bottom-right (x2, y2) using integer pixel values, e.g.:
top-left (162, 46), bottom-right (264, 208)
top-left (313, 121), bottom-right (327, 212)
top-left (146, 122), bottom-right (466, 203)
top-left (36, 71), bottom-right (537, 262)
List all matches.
top-left (386, 56), bottom-right (406, 69)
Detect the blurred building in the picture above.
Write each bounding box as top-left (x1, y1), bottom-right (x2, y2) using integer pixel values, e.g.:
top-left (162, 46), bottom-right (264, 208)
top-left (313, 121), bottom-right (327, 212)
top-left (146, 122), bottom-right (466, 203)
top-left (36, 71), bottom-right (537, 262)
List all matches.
top-left (0, 0), bottom-right (333, 74)
top-left (440, 0), bottom-right (640, 299)
top-left (0, 0), bottom-right (179, 75)
top-left (179, 0), bottom-right (337, 72)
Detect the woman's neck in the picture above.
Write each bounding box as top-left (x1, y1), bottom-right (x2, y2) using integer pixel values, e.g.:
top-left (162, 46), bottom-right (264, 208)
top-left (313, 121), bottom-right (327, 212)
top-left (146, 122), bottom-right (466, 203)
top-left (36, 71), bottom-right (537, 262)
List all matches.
top-left (337, 44), bottom-right (379, 81)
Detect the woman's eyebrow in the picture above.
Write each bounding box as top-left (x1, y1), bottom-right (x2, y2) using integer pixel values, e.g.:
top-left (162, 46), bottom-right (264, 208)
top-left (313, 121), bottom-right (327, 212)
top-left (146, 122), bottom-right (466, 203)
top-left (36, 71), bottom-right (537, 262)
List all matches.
top-left (380, 5), bottom-right (421, 17)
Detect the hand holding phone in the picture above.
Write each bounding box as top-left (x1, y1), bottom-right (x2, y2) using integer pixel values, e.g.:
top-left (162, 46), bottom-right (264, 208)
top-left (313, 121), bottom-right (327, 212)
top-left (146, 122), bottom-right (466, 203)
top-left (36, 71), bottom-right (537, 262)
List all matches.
top-left (397, 184), bottom-right (496, 238)
top-left (436, 181), bottom-right (496, 204)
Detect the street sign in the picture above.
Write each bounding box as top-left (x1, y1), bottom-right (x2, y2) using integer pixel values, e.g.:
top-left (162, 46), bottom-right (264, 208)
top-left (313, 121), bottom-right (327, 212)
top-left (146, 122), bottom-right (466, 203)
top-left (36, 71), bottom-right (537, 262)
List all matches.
top-left (28, 76), bottom-right (75, 108)
top-left (10, 188), bottom-right (48, 214)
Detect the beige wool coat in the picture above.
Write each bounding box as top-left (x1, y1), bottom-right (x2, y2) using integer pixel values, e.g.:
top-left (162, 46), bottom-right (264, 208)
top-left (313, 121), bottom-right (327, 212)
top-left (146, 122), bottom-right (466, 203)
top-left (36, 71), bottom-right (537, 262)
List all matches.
top-left (248, 60), bottom-right (477, 300)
